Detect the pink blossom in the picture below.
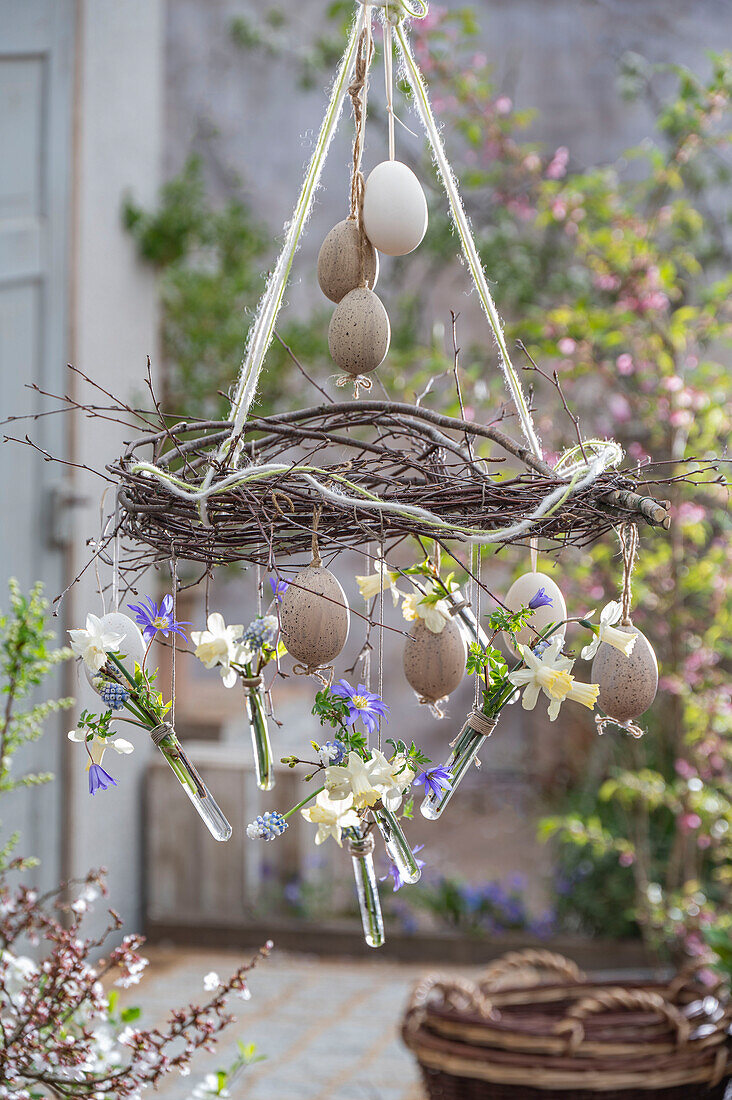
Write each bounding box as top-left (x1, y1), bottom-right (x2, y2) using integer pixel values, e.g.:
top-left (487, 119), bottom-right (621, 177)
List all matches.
top-left (594, 273), bottom-right (621, 292)
top-left (546, 146), bottom-right (569, 180)
top-left (675, 758), bottom-right (697, 780)
top-left (558, 337), bottom-right (576, 355)
top-left (664, 375), bottom-right (684, 392)
top-left (472, 52), bottom-right (488, 68)
top-left (619, 851), bottom-right (635, 867)
top-left (615, 353), bottom-right (634, 375)
top-left (523, 152), bottom-right (541, 172)
top-left (679, 812), bottom-right (702, 833)
top-left (669, 408), bottom-right (693, 428)
top-left (494, 95), bottom-right (513, 115)
top-left (697, 835), bottom-right (712, 850)
top-left (677, 502), bottom-right (706, 525)
top-left (608, 393), bottom-right (632, 423)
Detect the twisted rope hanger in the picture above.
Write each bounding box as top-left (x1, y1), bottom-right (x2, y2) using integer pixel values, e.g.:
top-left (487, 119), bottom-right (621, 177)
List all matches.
top-left (216, 0), bottom-right (542, 474)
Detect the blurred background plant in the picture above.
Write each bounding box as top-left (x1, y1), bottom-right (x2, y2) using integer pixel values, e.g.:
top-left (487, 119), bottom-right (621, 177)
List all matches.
top-left (125, 6), bottom-right (731, 970)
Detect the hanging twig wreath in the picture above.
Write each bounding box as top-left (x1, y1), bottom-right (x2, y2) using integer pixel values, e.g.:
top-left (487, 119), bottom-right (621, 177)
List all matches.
top-left (4, 0), bottom-right (727, 951)
top-left (112, 402), bottom-right (671, 569)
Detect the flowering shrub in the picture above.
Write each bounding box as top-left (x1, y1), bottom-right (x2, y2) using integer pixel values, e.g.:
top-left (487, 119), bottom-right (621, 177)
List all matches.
top-left (0, 583), bottom-right (270, 1097)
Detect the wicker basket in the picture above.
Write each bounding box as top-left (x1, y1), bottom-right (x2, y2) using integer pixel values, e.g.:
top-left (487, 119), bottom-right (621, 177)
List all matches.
top-left (402, 950), bottom-right (731, 1099)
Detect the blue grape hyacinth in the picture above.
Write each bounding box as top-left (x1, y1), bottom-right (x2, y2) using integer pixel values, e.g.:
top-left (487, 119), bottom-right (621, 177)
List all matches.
top-left (93, 677), bottom-right (130, 711)
top-left (246, 810), bottom-right (288, 841)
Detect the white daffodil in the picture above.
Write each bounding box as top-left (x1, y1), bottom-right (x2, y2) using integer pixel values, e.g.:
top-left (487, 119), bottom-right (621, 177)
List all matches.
top-left (355, 559), bottom-right (403, 606)
top-left (325, 751), bottom-right (385, 809)
top-left (402, 584), bottom-right (452, 634)
top-left (301, 790), bottom-right (360, 846)
top-left (190, 613), bottom-right (245, 688)
top-left (68, 730), bottom-right (134, 768)
top-left (367, 749), bottom-right (416, 811)
top-left (69, 614), bottom-right (126, 673)
top-left (508, 636), bottom-right (599, 721)
top-left (581, 601), bottom-right (638, 661)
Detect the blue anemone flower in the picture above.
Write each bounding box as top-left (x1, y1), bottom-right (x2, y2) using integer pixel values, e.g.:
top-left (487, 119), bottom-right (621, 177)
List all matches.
top-left (528, 587), bottom-right (554, 610)
top-left (412, 766), bottom-right (453, 799)
top-left (89, 763), bottom-right (116, 795)
top-left (128, 595), bottom-right (191, 644)
top-left (330, 679), bottom-right (389, 736)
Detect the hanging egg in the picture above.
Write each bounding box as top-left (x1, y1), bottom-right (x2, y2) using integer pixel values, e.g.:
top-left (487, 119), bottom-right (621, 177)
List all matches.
top-left (84, 612), bottom-right (146, 696)
top-left (317, 219), bottom-right (379, 304)
top-left (503, 571), bottom-right (566, 650)
top-left (362, 160), bottom-right (428, 256)
top-left (591, 625), bottom-right (658, 721)
top-left (280, 564), bottom-right (350, 668)
top-left (328, 286), bottom-right (390, 376)
top-left (403, 617), bottom-right (466, 704)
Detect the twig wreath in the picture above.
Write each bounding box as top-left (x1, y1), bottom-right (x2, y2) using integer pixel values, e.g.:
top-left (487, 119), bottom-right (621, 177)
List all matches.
top-left (6, 0), bottom-right (723, 948)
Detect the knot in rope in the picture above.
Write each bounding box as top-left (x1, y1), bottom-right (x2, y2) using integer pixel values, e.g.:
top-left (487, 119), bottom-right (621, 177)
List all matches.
top-left (357, 0), bottom-right (428, 22)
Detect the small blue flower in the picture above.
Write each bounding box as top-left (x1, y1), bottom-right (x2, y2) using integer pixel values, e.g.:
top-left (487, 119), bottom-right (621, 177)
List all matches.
top-left (318, 739), bottom-right (346, 766)
top-left (128, 594), bottom-right (190, 644)
top-left (528, 587), bottom-right (554, 610)
top-left (243, 615), bottom-right (278, 651)
top-left (92, 677), bottom-right (130, 711)
top-left (269, 577), bottom-right (289, 602)
top-left (532, 638), bottom-right (551, 657)
top-left (247, 810), bottom-right (288, 841)
top-left (381, 845), bottom-right (425, 892)
top-left (89, 763), bottom-right (116, 795)
top-left (330, 679), bottom-right (389, 736)
top-left (412, 766), bottom-right (453, 800)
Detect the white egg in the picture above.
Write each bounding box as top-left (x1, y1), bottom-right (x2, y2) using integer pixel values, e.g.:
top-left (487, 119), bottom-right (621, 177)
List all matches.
top-left (84, 612), bottom-right (146, 694)
top-left (503, 571), bottom-right (566, 650)
top-left (362, 160), bottom-right (428, 256)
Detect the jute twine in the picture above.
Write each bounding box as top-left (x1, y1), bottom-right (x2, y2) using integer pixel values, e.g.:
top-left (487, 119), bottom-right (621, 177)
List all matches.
top-left (618, 521), bottom-right (639, 625)
top-left (464, 710), bottom-right (497, 738)
top-left (150, 721), bottom-right (174, 748)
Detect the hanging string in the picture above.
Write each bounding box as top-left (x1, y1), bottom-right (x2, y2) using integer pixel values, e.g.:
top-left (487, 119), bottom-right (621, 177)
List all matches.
top-left (618, 522), bottom-right (639, 626)
top-left (471, 544), bottom-right (479, 709)
top-left (170, 552), bottom-right (178, 730)
top-left (348, 8), bottom-right (374, 293)
top-left (529, 535), bottom-right (538, 575)
top-left (311, 506), bottom-right (323, 566)
top-left (377, 537), bottom-right (385, 751)
top-left (383, 7), bottom-right (396, 160)
top-left (112, 491), bottom-right (121, 611)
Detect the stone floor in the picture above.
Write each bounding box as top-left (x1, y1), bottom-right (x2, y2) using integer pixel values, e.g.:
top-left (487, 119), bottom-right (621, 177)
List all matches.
top-left (138, 946), bottom-right (432, 1100)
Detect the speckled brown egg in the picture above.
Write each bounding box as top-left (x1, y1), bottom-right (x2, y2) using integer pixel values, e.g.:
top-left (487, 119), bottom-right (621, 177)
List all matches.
top-left (327, 287), bottom-right (390, 376)
top-left (403, 617), bottom-right (466, 704)
top-left (317, 219), bottom-right (378, 304)
top-left (591, 625), bottom-right (658, 721)
top-left (280, 564), bottom-right (350, 667)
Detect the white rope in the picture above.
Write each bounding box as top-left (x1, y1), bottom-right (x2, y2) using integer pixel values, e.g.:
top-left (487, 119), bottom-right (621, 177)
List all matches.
top-left (220, 7), bottom-right (365, 463)
top-left (131, 440), bottom-right (620, 549)
top-left (393, 21), bottom-right (543, 462)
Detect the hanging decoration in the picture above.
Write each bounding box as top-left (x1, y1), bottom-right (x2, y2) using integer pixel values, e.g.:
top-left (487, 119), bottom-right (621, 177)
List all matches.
top-left (18, 0), bottom-right (709, 951)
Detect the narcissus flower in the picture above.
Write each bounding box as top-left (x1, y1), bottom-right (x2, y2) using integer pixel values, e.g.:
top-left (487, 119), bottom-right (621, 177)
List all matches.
top-left (301, 790), bottom-right (360, 846)
top-left (191, 612), bottom-right (247, 688)
top-left (355, 559), bottom-right (403, 605)
top-left (401, 583), bottom-right (451, 633)
top-left (68, 614), bottom-right (125, 672)
top-left (508, 637), bottom-right (599, 721)
top-left (581, 601), bottom-right (638, 661)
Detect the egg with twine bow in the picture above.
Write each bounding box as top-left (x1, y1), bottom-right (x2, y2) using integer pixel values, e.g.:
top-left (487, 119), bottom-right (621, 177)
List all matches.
top-left (280, 561), bottom-right (350, 671)
top-left (591, 624), bottom-right (658, 721)
top-left (503, 571), bottom-right (567, 650)
top-left (328, 286), bottom-right (390, 376)
top-left (317, 218), bottom-right (378, 304)
top-left (362, 160), bottom-right (428, 256)
top-left (403, 616), bottom-right (466, 706)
